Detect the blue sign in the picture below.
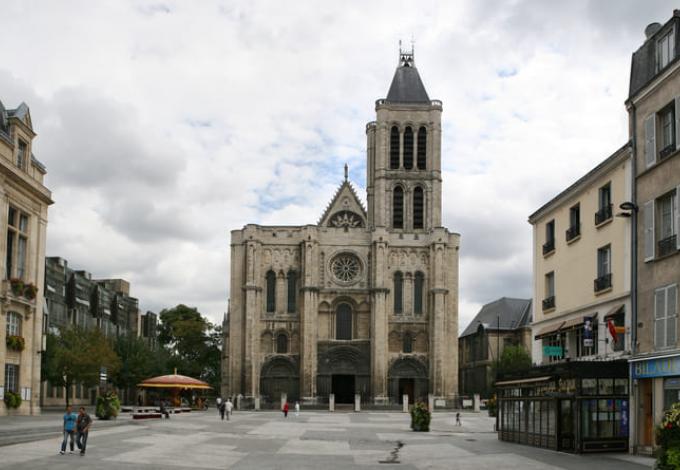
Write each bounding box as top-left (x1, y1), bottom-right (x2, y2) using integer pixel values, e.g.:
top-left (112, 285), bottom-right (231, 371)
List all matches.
top-left (583, 316), bottom-right (593, 348)
top-left (620, 400), bottom-right (629, 437)
top-left (632, 356), bottom-right (680, 379)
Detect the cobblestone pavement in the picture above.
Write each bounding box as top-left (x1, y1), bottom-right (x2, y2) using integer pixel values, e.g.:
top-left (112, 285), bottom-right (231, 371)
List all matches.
top-left (0, 411), bottom-right (655, 469)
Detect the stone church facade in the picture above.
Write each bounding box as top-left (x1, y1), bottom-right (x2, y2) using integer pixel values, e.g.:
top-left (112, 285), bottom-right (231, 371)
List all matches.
top-left (222, 49), bottom-right (460, 407)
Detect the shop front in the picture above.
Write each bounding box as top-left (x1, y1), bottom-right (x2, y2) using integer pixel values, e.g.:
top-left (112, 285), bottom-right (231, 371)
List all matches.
top-left (496, 360), bottom-right (629, 453)
top-left (630, 353), bottom-right (680, 454)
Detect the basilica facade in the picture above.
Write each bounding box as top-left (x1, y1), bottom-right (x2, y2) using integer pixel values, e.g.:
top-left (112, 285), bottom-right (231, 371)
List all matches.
top-left (222, 49), bottom-right (460, 406)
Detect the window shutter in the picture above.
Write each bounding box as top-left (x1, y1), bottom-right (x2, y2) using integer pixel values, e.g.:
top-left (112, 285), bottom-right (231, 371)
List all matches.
top-left (655, 288), bottom-right (666, 348)
top-left (676, 97), bottom-right (680, 150)
top-left (644, 114), bottom-right (656, 168)
top-left (644, 200), bottom-right (656, 261)
top-left (676, 186), bottom-right (680, 250)
top-left (668, 285), bottom-right (678, 347)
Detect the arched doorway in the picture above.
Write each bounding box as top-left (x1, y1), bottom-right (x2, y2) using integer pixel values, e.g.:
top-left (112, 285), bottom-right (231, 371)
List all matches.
top-left (260, 356), bottom-right (299, 404)
top-left (317, 344), bottom-right (370, 404)
top-left (388, 357), bottom-right (428, 405)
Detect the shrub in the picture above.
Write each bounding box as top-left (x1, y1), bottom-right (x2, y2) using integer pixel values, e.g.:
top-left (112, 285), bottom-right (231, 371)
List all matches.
top-left (23, 283), bottom-right (37, 300)
top-left (410, 401), bottom-right (431, 432)
top-left (96, 392), bottom-right (121, 420)
top-left (4, 391), bottom-right (22, 409)
top-left (6, 335), bottom-right (25, 352)
top-left (656, 402), bottom-right (680, 470)
top-left (9, 279), bottom-right (24, 297)
top-left (487, 395), bottom-right (497, 417)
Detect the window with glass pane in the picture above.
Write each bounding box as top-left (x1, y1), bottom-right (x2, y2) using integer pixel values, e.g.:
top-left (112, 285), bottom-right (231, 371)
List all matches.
top-left (599, 183), bottom-right (611, 210)
top-left (582, 378), bottom-right (597, 395)
top-left (658, 192), bottom-right (676, 240)
top-left (16, 141), bottom-right (26, 169)
top-left (598, 399), bottom-right (614, 437)
top-left (336, 303), bottom-right (352, 340)
top-left (658, 30), bottom-right (673, 70)
top-left (582, 399), bottom-right (597, 438)
top-left (6, 311), bottom-right (21, 336)
top-left (414, 272), bottom-right (424, 314)
top-left (661, 106), bottom-right (675, 149)
top-left (265, 270), bottom-right (276, 312)
top-left (597, 245), bottom-right (611, 277)
top-left (403, 127), bottom-right (413, 169)
top-left (545, 272), bottom-right (555, 298)
top-left (393, 271), bottom-right (403, 314)
top-left (664, 378), bottom-right (680, 411)
top-left (614, 378), bottom-right (628, 395)
top-left (598, 379), bottom-right (614, 395)
top-left (4, 364), bottom-right (19, 393)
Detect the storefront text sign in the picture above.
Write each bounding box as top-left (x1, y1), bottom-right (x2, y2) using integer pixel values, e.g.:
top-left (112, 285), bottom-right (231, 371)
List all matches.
top-left (543, 346), bottom-right (563, 357)
top-left (632, 356), bottom-right (680, 379)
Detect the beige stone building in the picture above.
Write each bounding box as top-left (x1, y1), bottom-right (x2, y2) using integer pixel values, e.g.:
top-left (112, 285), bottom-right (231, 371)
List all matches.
top-left (626, 13), bottom-right (680, 454)
top-left (529, 143), bottom-right (632, 365)
top-left (223, 49), bottom-right (460, 407)
top-left (0, 100), bottom-right (52, 415)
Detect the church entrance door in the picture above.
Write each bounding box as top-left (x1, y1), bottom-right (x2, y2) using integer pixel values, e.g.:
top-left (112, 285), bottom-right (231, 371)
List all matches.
top-left (332, 375), bottom-right (355, 403)
top-left (398, 378), bottom-right (414, 405)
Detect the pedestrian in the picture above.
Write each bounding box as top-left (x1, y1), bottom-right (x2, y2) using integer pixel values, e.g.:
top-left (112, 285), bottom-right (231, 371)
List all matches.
top-left (219, 401), bottom-right (226, 420)
top-left (76, 407), bottom-right (92, 456)
top-left (282, 401), bottom-right (289, 418)
top-left (225, 398), bottom-right (233, 421)
top-left (294, 401), bottom-right (300, 417)
top-left (137, 395), bottom-right (143, 407)
top-left (60, 405), bottom-right (77, 455)
top-left (216, 396), bottom-right (222, 415)
top-left (455, 412), bottom-right (461, 426)
top-left (160, 400), bottom-right (170, 419)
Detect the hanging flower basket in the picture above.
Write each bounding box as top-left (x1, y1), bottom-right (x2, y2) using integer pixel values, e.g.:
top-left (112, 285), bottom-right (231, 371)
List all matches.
top-left (23, 283), bottom-right (37, 300)
top-left (9, 279), bottom-right (24, 297)
top-left (6, 335), bottom-right (25, 352)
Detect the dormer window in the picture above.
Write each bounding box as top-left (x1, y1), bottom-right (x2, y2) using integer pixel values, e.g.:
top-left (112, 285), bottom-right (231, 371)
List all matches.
top-left (17, 140), bottom-right (27, 170)
top-left (657, 30), bottom-right (674, 71)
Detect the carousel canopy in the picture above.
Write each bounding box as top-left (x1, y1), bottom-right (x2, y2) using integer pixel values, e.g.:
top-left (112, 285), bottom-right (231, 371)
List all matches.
top-left (137, 370), bottom-right (211, 390)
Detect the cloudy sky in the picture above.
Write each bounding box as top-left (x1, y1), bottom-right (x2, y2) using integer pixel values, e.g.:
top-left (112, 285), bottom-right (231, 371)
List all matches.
top-left (0, 0), bottom-right (674, 331)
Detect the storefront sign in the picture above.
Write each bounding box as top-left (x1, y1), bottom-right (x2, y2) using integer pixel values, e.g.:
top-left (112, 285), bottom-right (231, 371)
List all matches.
top-left (583, 316), bottom-right (593, 348)
top-left (632, 355), bottom-right (680, 379)
top-left (543, 345), bottom-right (563, 357)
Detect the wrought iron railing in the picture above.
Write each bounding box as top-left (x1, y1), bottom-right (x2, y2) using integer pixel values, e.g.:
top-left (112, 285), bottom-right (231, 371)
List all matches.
top-left (595, 204), bottom-right (613, 225)
top-left (594, 273), bottom-right (612, 292)
top-left (542, 296), bottom-right (555, 311)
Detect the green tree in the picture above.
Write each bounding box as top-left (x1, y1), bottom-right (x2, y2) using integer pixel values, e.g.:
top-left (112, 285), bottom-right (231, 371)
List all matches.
top-left (111, 335), bottom-right (156, 403)
top-left (496, 344), bottom-right (532, 375)
top-left (43, 326), bottom-right (120, 405)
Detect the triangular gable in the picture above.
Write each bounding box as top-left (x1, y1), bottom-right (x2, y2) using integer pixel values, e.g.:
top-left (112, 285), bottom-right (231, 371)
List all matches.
top-left (318, 181), bottom-right (367, 229)
top-left (8, 103), bottom-right (33, 131)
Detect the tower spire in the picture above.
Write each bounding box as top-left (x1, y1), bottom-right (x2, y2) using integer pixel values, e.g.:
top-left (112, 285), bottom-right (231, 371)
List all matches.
top-left (344, 163), bottom-right (349, 182)
top-left (399, 38), bottom-right (414, 67)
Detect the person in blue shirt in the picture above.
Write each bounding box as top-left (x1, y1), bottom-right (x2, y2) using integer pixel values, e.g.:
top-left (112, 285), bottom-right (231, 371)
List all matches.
top-left (60, 405), bottom-right (77, 454)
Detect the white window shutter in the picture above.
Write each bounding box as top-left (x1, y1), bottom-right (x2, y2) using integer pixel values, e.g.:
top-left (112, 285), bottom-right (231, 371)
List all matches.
top-left (644, 114), bottom-right (656, 168)
top-left (668, 285), bottom-right (678, 347)
top-left (676, 186), bottom-right (680, 250)
top-left (676, 97), bottom-right (680, 150)
top-left (644, 200), bottom-right (656, 261)
top-left (655, 288), bottom-right (666, 348)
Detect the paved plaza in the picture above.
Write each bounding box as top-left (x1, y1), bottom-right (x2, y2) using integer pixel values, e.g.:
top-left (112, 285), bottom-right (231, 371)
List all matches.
top-left (0, 411), bottom-right (655, 469)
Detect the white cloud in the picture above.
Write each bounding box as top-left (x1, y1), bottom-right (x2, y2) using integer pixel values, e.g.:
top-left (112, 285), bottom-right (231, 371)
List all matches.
top-left (0, 0), bottom-right (675, 331)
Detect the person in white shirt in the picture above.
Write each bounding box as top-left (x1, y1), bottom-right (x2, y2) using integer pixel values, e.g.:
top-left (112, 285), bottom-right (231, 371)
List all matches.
top-left (294, 401), bottom-right (300, 417)
top-left (225, 399), bottom-right (233, 421)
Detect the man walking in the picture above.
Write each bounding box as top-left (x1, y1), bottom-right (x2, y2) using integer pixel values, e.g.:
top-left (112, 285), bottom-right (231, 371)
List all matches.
top-left (294, 401), bottom-right (300, 417)
top-left (225, 398), bottom-right (233, 421)
top-left (76, 407), bottom-right (92, 456)
top-left (216, 396), bottom-right (222, 417)
top-left (60, 405), bottom-right (77, 454)
top-left (455, 412), bottom-right (462, 426)
top-left (219, 400), bottom-right (226, 420)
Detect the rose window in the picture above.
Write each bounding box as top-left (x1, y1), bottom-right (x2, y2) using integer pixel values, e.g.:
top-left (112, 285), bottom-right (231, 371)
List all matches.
top-left (331, 254), bottom-right (361, 283)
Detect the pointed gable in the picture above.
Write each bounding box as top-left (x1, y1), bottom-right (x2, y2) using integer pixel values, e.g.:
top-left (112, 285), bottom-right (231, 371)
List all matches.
top-left (318, 181), bottom-right (367, 229)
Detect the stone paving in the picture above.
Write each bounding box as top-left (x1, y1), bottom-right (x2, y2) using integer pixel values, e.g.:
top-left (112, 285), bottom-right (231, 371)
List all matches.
top-left (0, 411), bottom-right (655, 469)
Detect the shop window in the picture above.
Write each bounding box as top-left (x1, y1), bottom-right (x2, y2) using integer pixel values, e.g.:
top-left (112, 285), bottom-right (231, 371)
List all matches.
top-left (581, 378), bottom-right (597, 395)
top-left (664, 378), bottom-right (680, 411)
top-left (614, 378), bottom-right (629, 395)
top-left (598, 378), bottom-right (614, 395)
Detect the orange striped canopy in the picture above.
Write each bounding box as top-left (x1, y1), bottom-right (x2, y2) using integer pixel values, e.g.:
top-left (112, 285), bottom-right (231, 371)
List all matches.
top-left (137, 372), bottom-right (211, 390)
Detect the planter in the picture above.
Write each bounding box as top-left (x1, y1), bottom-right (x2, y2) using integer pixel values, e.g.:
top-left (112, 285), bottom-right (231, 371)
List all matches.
top-left (410, 402), bottom-right (431, 432)
top-left (9, 279), bottom-right (24, 297)
top-left (6, 335), bottom-right (25, 352)
top-left (4, 391), bottom-right (22, 409)
top-left (96, 392), bottom-right (121, 420)
top-left (23, 284), bottom-right (37, 300)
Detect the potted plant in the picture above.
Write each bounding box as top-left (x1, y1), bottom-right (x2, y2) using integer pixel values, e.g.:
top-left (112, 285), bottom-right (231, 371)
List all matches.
top-left (487, 395), bottom-right (497, 417)
top-left (23, 283), bottom-right (37, 300)
top-left (96, 392), bottom-right (121, 420)
top-left (656, 402), bottom-right (680, 470)
top-left (4, 391), bottom-right (22, 409)
top-left (6, 335), bottom-right (25, 352)
top-left (9, 278), bottom-right (24, 297)
top-left (410, 401), bottom-right (431, 432)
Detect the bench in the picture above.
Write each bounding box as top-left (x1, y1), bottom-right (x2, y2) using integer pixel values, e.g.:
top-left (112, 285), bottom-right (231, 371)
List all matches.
top-left (132, 413), bottom-right (162, 420)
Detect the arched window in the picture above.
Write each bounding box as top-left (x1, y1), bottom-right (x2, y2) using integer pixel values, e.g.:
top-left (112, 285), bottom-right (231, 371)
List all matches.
top-left (276, 333), bottom-right (288, 353)
top-left (417, 126), bottom-right (427, 169)
top-left (403, 126), bottom-right (413, 169)
top-left (403, 333), bottom-right (413, 353)
top-left (287, 270), bottom-right (297, 313)
top-left (414, 272), bottom-right (424, 315)
top-left (265, 270), bottom-right (276, 313)
top-left (413, 186), bottom-right (424, 229)
top-left (393, 186), bottom-right (404, 229)
top-left (394, 272), bottom-right (403, 314)
top-left (6, 311), bottom-right (21, 336)
top-left (336, 303), bottom-right (352, 340)
top-left (390, 126), bottom-right (400, 169)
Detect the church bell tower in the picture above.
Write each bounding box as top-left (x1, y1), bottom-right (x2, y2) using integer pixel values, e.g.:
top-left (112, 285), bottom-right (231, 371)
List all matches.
top-left (366, 45), bottom-right (442, 232)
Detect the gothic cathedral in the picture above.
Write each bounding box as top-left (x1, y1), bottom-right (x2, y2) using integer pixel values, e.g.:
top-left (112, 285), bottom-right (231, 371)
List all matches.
top-left (222, 48), bottom-right (460, 407)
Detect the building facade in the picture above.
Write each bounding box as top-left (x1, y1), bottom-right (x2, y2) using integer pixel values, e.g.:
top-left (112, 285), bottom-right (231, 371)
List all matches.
top-left (223, 49), bottom-right (460, 407)
top-left (626, 12), bottom-right (680, 454)
top-left (459, 297), bottom-right (532, 399)
top-left (529, 144), bottom-right (632, 366)
top-left (0, 100), bottom-right (52, 416)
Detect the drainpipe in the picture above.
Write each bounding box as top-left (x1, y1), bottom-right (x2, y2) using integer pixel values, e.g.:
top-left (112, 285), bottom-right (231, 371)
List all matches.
top-left (629, 102), bottom-right (638, 454)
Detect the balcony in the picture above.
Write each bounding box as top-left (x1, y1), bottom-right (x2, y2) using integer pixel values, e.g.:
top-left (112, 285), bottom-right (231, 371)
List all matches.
top-left (542, 239), bottom-right (555, 255)
top-left (565, 224), bottom-right (581, 242)
top-left (658, 235), bottom-right (678, 257)
top-left (594, 204), bottom-right (613, 226)
top-left (659, 144), bottom-right (676, 161)
top-left (542, 296), bottom-right (555, 311)
top-left (594, 273), bottom-right (612, 293)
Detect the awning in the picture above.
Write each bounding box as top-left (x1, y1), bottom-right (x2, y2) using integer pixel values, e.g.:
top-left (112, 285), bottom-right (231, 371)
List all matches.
top-left (604, 304), bottom-right (624, 319)
top-left (561, 317), bottom-right (584, 331)
top-left (495, 376), bottom-right (553, 387)
top-left (534, 321), bottom-right (565, 339)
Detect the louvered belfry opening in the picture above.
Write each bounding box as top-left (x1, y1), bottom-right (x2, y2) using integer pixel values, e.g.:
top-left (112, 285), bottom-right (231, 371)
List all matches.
top-left (336, 303), bottom-right (352, 340)
top-left (393, 186), bottom-right (404, 228)
top-left (403, 126), bottom-right (414, 169)
top-left (266, 270), bottom-right (276, 312)
top-left (390, 126), bottom-right (400, 169)
top-left (417, 126), bottom-right (427, 169)
top-left (413, 186), bottom-right (424, 229)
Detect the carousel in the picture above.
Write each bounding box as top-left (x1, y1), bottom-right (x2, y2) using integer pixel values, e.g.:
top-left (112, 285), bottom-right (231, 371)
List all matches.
top-left (137, 369), bottom-right (212, 408)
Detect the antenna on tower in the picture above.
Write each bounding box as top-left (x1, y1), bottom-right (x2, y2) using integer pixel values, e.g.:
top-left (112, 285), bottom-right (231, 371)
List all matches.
top-left (344, 163), bottom-right (349, 182)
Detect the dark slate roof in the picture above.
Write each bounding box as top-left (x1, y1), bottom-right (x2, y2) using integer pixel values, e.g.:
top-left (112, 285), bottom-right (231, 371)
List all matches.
top-left (629, 11), bottom-right (680, 99)
top-left (459, 297), bottom-right (532, 338)
top-left (385, 65), bottom-right (430, 104)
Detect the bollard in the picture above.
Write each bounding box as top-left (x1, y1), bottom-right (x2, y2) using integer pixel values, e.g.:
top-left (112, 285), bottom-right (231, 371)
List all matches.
top-left (354, 393), bottom-right (361, 412)
top-left (428, 393), bottom-right (434, 412)
top-left (473, 394), bottom-right (480, 413)
top-left (254, 396), bottom-right (260, 411)
top-left (402, 395), bottom-right (409, 413)
top-left (329, 393), bottom-right (335, 412)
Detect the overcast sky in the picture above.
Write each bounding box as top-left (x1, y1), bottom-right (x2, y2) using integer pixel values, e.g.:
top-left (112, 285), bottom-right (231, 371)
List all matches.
top-left (0, 0), bottom-right (675, 332)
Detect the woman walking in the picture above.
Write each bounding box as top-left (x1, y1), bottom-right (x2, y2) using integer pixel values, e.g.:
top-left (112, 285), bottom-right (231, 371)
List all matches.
top-left (282, 401), bottom-right (289, 418)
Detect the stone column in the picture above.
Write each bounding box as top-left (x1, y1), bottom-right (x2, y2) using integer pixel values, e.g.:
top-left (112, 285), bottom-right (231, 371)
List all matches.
top-left (254, 396), bottom-right (260, 411)
top-left (329, 394), bottom-right (335, 412)
top-left (243, 240), bottom-right (262, 399)
top-left (402, 395), bottom-right (409, 413)
top-left (371, 237), bottom-right (389, 404)
top-left (300, 236), bottom-right (319, 402)
top-left (429, 240), bottom-right (449, 399)
top-left (354, 393), bottom-right (361, 412)
top-left (473, 394), bottom-right (480, 412)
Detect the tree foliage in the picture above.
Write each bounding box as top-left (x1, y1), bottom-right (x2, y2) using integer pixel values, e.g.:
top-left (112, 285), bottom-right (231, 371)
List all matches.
top-left (497, 344), bottom-right (532, 375)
